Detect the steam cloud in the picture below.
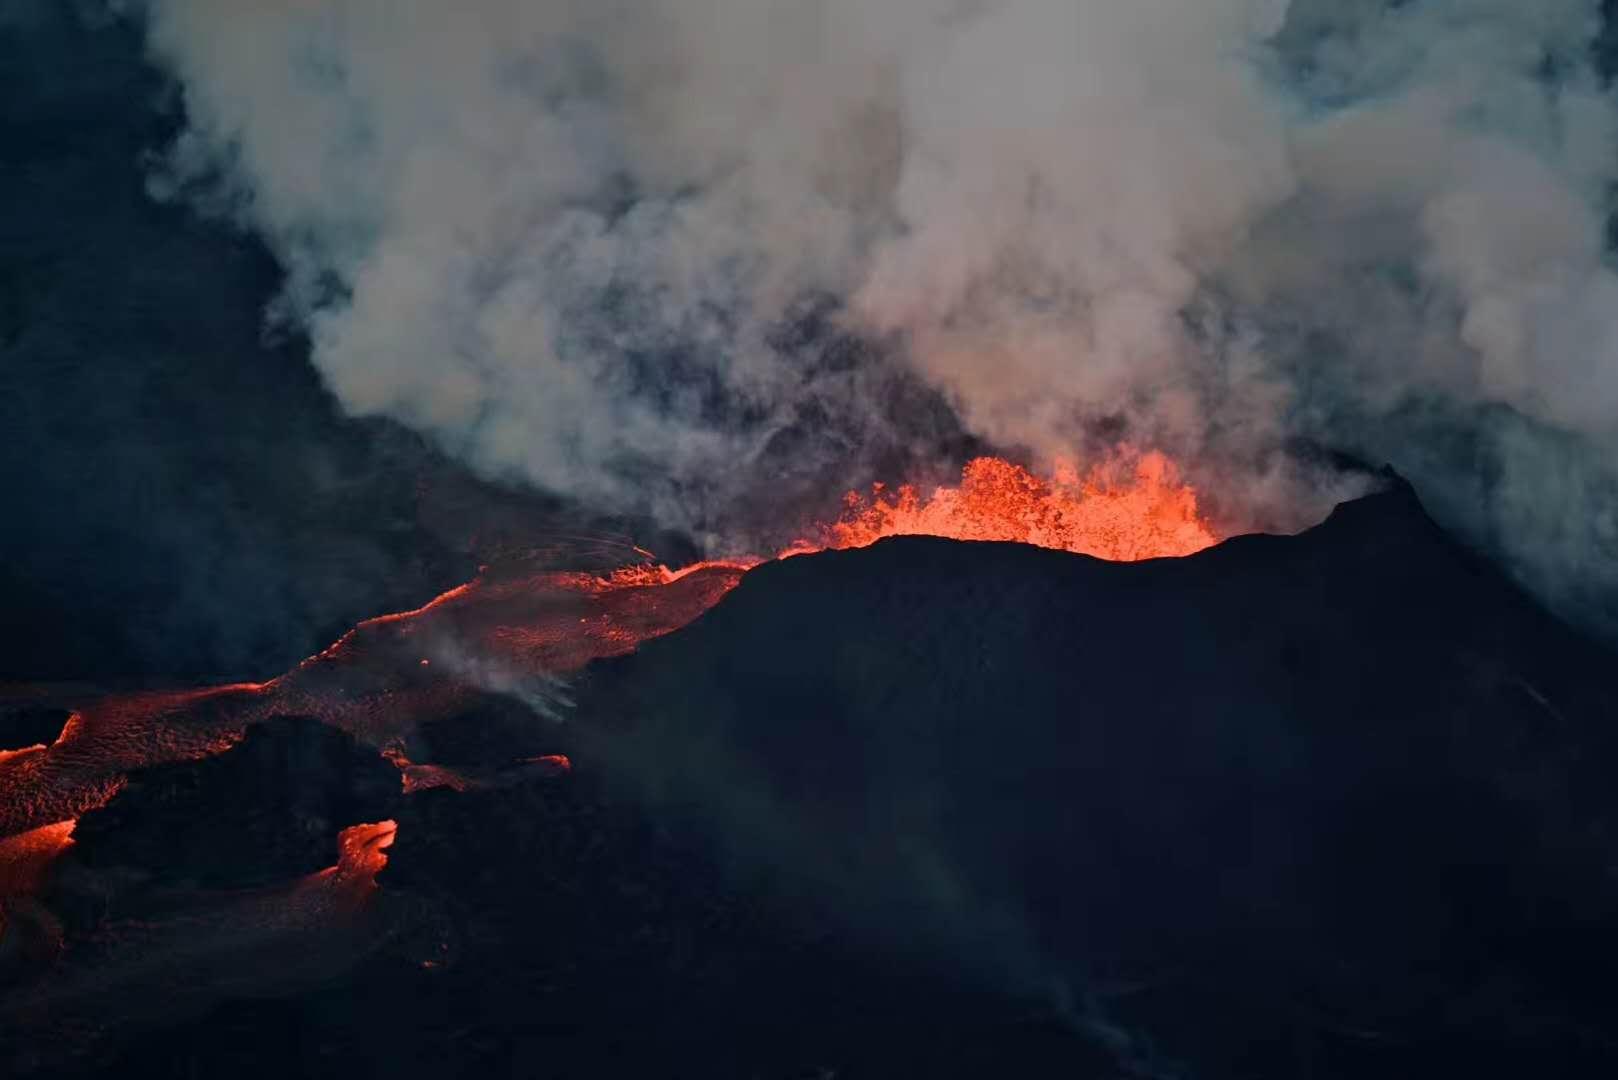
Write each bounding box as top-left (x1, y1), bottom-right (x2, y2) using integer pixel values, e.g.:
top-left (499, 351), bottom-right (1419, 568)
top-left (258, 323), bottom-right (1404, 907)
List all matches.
top-left (127, 0), bottom-right (1618, 627)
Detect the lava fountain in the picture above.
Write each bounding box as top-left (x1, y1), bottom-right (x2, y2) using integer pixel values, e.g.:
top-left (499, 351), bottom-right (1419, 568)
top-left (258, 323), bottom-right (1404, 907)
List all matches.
top-left (790, 450), bottom-right (1217, 561)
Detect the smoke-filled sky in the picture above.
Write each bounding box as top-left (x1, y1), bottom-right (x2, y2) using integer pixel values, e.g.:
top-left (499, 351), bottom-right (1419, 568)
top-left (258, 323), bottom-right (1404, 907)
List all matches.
top-left (125, 0), bottom-right (1618, 628)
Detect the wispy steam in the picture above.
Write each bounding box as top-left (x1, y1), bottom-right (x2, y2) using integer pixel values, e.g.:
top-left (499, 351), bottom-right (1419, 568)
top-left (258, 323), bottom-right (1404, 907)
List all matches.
top-left (128, 0), bottom-right (1618, 626)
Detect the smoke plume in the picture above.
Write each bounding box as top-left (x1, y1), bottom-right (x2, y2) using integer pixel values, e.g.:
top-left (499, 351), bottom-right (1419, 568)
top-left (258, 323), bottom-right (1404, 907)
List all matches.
top-left (126, 0), bottom-right (1618, 627)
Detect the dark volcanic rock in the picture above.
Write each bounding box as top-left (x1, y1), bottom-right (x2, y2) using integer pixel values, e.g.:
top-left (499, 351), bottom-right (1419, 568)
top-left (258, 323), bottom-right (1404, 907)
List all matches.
top-left (415, 696), bottom-right (558, 767)
top-left (26, 479), bottom-right (1618, 1080)
top-left (162, 762), bottom-right (1118, 1079)
top-left (0, 705), bottom-right (68, 751)
top-left (67, 716), bottom-right (399, 893)
top-left (566, 475), bottom-right (1618, 1078)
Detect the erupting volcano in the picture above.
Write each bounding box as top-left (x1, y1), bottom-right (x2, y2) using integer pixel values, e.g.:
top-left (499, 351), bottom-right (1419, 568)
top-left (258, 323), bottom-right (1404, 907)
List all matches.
top-left (0, 448), bottom-right (1219, 1033)
top-left (17, 4), bottom-right (1618, 1075)
top-left (8, 450), bottom-right (1618, 1079)
top-left (794, 451), bottom-right (1217, 562)
top-left (0, 450), bottom-right (1217, 884)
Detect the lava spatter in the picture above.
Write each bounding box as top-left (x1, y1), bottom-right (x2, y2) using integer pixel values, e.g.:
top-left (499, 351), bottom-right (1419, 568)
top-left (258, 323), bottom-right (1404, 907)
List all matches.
top-left (790, 452), bottom-right (1217, 562)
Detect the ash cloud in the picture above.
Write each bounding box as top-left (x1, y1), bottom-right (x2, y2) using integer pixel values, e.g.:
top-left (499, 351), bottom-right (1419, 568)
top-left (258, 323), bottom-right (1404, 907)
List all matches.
top-left (127, 0), bottom-right (1618, 627)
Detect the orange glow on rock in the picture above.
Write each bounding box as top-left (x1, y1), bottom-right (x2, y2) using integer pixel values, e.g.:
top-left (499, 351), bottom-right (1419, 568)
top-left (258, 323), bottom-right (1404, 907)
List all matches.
top-left (788, 451), bottom-right (1217, 562)
top-left (0, 568), bottom-right (746, 845)
top-left (0, 818), bottom-right (76, 897)
top-left (329, 819), bottom-right (398, 888)
top-left (0, 683), bottom-right (267, 840)
top-left (0, 447), bottom-right (1215, 888)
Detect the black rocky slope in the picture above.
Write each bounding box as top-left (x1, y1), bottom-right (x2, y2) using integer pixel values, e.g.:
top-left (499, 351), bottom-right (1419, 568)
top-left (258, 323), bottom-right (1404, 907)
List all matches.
top-left (568, 474), bottom-right (1618, 1077)
top-left (16, 477), bottom-right (1618, 1079)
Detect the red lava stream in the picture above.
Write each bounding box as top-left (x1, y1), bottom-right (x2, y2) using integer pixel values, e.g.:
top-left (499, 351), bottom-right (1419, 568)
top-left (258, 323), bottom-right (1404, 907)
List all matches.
top-left (0, 448), bottom-right (1219, 960)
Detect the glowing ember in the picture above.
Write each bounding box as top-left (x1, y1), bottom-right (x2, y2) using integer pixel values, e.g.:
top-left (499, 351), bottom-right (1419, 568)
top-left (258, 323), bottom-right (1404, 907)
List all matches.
top-left (523, 754), bottom-right (572, 775)
top-left (383, 749), bottom-right (477, 794)
top-left (789, 451), bottom-right (1217, 562)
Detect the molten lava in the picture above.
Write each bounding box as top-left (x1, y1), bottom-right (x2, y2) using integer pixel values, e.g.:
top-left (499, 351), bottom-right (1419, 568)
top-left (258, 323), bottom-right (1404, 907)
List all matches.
top-left (0, 448), bottom-right (1217, 907)
top-left (0, 819), bottom-right (76, 898)
top-left (325, 819), bottom-right (399, 895)
top-left (792, 451), bottom-right (1217, 562)
top-left (0, 445), bottom-right (1229, 1055)
top-left (0, 564), bottom-right (748, 840)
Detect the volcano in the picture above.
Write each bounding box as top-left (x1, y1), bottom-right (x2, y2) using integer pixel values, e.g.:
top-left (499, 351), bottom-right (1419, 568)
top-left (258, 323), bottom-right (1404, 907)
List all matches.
top-left (4, 474), bottom-right (1617, 1079)
top-left (16, 6), bottom-right (1618, 1077)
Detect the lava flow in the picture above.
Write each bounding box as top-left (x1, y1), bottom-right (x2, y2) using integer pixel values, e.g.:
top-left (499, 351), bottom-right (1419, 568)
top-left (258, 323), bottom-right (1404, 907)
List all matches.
top-left (0, 450), bottom-right (1217, 900)
top-left (1, 819), bottom-right (408, 1050)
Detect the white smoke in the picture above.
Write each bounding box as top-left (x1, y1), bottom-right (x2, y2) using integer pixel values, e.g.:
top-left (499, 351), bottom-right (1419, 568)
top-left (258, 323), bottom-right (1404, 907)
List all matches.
top-left (129, 0), bottom-right (1618, 623)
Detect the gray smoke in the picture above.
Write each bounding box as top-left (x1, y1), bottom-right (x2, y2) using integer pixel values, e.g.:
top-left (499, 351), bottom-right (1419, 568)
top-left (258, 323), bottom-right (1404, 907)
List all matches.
top-left (127, 0), bottom-right (1618, 627)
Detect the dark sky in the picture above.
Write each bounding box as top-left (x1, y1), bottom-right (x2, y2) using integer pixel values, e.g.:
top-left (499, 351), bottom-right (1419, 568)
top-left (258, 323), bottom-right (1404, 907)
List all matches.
top-left (0, 6), bottom-right (491, 682)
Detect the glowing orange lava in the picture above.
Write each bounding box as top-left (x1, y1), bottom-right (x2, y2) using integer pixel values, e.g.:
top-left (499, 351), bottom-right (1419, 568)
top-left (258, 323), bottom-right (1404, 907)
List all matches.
top-left (325, 819), bottom-right (398, 894)
top-left (0, 819), bottom-right (76, 897)
top-left (0, 447), bottom-right (1216, 881)
top-left (0, 445), bottom-right (1231, 1043)
top-left (788, 451), bottom-right (1217, 562)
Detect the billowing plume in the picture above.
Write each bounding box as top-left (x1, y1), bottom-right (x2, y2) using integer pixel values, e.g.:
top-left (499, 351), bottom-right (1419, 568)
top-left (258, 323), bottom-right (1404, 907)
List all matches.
top-left (128, 0), bottom-right (1618, 625)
